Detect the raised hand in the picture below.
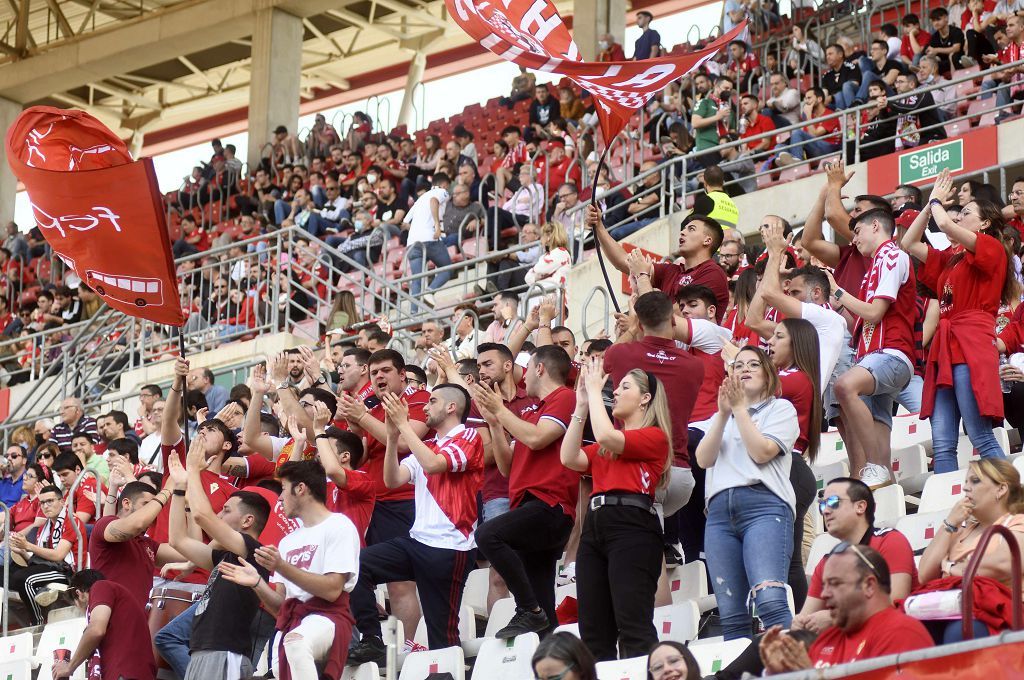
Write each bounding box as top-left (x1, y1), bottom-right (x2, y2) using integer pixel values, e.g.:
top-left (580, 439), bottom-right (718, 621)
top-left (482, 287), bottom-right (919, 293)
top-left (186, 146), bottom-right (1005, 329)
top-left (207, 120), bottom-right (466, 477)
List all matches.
top-left (167, 453), bottom-right (189, 488)
top-left (824, 159), bottom-right (854, 189)
top-left (380, 392), bottom-right (410, 428)
top-left (254, 545), bottom-right (283, 572)
top-left (219, 556), bottom-right (262, 587)
top-left (248, 363), bottom-right (273, 393)
top-left (929, 168), bottom-right (955, 205)
top-left (311, 401), bottom-right (333, 430)
top-left (584, 355), bottom-right (608, 395)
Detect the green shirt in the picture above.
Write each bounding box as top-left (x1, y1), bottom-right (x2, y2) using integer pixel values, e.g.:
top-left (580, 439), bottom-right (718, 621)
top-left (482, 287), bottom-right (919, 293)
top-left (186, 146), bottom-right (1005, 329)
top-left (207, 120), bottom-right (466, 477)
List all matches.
top-left (694, 97), bottom-right (721, 151)
top-left (85, 455), bottom-right (110, 486)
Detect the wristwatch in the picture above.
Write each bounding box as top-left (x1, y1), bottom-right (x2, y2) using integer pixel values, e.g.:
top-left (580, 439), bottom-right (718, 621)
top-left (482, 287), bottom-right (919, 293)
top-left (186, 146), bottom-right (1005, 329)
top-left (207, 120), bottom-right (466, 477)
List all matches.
top-left (834, 288), bottom-right (845, 301)
top-left (276, 381), bottom-right (291, 390)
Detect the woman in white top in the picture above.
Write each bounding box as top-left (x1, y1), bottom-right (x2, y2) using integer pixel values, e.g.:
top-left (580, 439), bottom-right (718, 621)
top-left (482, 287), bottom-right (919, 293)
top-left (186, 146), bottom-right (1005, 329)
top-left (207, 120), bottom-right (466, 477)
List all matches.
top-left (525, 220), bottom-right (572, 298)
top-left (785, 25), bottom-right (824, 78)
top-left (696, 345), bottom-right (800, 640)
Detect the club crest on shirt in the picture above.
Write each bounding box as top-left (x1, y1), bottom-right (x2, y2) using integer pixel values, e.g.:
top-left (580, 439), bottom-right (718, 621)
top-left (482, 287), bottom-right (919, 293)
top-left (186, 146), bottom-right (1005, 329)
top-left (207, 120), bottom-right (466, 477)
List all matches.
top-left (646, 350), bottom-right (676, 364)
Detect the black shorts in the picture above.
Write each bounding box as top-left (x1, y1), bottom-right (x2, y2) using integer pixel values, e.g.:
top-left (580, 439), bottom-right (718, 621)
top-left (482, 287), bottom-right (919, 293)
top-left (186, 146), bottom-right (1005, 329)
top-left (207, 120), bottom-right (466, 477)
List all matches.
top-left (366, 499), bottom-right (415, 546)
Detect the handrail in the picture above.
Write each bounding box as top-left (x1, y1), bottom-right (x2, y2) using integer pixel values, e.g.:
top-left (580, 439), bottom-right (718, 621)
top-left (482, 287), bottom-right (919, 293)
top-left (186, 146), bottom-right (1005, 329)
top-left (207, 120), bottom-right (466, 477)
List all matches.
top-left (1, 499), bottom-right (9, 636)
top-left (448, 307), bottom-right (480, 359)
top-left (580, 286), bottom-right (611, 341)
top-left (65, 467), bottom-right (105, 570)
top-left (961, 523), bottom-right (1023, 640)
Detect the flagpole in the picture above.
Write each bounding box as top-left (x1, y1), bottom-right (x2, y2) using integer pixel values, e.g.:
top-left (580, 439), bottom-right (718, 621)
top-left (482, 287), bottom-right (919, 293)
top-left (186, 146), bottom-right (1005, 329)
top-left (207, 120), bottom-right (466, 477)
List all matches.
top-left (175, 326), bottom-right (191, 455)
top-left (590, 142), bottom-right (621, 314)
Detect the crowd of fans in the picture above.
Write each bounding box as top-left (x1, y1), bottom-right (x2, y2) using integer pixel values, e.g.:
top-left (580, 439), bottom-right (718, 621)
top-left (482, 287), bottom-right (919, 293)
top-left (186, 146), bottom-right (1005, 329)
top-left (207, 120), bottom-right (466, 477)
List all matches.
top-left (3, 2), bottom-right (1024, 679)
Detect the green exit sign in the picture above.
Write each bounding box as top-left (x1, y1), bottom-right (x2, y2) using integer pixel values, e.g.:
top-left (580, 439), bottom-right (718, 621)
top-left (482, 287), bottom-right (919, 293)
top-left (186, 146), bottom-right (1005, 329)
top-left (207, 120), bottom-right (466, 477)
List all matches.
top-left (898, 139), bottom-right (964, 185)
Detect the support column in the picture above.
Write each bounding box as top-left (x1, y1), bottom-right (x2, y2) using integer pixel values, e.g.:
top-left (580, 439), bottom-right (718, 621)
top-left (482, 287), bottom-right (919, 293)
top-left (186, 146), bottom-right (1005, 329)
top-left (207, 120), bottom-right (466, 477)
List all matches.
top-left (247, 8), bottom-right (303, 168)
top-left (573, 0), bottom-right (627, 61)
top-left (397, 50), bottom-right (427, 130)
top-left (0, 97), bottom-right (21, 226)
top-left (128, 129), bottom-right (145, 159)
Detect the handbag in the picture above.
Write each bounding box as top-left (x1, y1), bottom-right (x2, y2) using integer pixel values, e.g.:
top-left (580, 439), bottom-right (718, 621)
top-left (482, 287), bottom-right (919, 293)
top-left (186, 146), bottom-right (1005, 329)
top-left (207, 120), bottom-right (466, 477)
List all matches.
top-left (904, 589), bottom-right (962, 620)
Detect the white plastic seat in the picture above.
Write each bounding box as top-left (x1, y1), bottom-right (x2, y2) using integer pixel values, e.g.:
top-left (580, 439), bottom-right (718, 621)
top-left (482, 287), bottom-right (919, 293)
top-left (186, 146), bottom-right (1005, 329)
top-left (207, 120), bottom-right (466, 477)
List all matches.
top-left (463, 568), bottom-right (490, 618)
top-left (895, 510), bottom-right (947, 554)
top-left (891, 444), bottom-right (927, 482)
top-left (873, 484), bottom-right (906, 527)
top-left (0, 631), bottom-right (34, 662)
top-left (469, 633), bottom-right (539, 680)
top-left (555, 582), bottom-right (577, 606)
top-left (918, 470), bottom-right (966, 513)
top-left (36, 618), bottom-right (88, 680)
top-left (891, 414), bottom-right (931, 452)
top-left (462, 597), bottom-right (517, 657)
top-left (553, 622), bottom-right (580, 637)
top-left (810, 460), bottom-right (849, 493)
top-left (804, 533), bottom-right (840, 578)
top-left (342, 662), bottom-right (381, 680)
top-left (688, 638), bottom-right (751, 675)
top-left (667, 560), bottom-right (707, 603)
top-left (595, 655), bottom-right (649, 680)
top-left (1014, 456), bottom-right (1024, 478)
top-left (816, 430), bottom-right (849, 467)
top-left (398, 646), bottom-right (465, 680)
top-left (0, 659), bottom-right (33, 680)
top-left (652, 601), bottom-right (699, 643)
top-left (413, 605), bottom-right (475, 647)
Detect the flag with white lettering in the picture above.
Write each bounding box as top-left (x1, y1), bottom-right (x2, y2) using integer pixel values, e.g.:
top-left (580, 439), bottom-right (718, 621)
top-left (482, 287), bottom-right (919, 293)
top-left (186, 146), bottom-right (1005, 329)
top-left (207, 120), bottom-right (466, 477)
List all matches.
top-left (445, 0), bottom-right (746, 140)
top-left (5, 106), bottom-right (184, 326)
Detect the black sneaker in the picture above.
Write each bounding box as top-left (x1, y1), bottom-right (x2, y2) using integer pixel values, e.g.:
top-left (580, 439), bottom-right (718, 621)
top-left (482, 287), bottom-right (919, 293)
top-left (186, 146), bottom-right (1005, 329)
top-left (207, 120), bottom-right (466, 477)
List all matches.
top-left (495, 607), bottom-right (549, 639)
top-left (664, 543), bottom-right (684, 567)
top-left (347, 635), bottom-right (386, 666)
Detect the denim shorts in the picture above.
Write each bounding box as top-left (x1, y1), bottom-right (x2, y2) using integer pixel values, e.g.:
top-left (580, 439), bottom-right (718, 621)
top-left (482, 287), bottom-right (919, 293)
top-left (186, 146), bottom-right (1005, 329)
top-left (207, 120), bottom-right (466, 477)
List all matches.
top-left (482, 497), bottom-right (511, 523)
top-left (857, 351), bottom-right (912, 429)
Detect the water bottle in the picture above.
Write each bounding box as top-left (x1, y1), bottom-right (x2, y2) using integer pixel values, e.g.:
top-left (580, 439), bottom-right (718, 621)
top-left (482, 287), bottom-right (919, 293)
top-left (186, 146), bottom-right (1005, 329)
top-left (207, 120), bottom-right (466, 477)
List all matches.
top-left (1000, 354), bottom-right (1012, 394)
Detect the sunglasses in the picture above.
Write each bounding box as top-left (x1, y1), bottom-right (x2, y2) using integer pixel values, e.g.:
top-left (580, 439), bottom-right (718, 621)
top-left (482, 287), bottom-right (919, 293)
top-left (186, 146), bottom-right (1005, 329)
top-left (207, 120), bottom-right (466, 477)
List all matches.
top-left (536, 664), bottom-right (575, 680)
top-left (829, 541), bottom-right (882, 581)
top-left (818, 494), bottom-right (849, 514)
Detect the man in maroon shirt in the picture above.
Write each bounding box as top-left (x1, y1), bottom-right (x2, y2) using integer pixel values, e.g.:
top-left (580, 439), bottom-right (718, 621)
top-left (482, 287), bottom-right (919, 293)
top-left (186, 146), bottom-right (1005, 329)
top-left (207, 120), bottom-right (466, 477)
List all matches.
top-left (471, 345), bottom-right (577, 639)
top-left (55, 569), bottom-right (156, 680)
top-left (588, 204), bottom-right (729, 323)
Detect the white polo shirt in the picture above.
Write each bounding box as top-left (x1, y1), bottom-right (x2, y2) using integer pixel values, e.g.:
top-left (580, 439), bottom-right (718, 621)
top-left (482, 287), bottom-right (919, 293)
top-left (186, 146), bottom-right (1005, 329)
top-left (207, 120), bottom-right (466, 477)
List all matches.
top-left (404, 187), bottom-right (450, 245)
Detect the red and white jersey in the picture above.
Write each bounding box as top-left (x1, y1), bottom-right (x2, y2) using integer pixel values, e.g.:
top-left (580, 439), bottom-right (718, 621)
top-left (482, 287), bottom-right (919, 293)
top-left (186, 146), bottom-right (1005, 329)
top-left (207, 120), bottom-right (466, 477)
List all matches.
top-left (679, 317), bottom-right (733, 424)
top-left (401, 424), bottom-right (484, 551)
top-left (855, 240), bottom-right (916, 365)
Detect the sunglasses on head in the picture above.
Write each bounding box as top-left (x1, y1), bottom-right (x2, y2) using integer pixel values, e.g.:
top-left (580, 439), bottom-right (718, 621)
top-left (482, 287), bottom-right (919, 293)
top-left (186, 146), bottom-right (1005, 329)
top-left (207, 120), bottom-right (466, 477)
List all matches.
top-left (829, 541), bottom-right (884, 582)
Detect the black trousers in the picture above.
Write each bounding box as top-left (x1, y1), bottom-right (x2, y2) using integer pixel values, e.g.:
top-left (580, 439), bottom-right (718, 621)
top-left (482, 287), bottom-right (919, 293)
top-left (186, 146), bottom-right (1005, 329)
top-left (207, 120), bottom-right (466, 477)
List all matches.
top-left (787, 453), bottom-right (818, 613)
top-left (9, 563), bottom-right (70, 625)
top-left (1003, 384), bottom-right (1024, 430)
top-left (475, 496), bottom-right (573, 630)
top-left (577, 503), bottom-right (663, 661)
top-left (678, 428), bottom-right (708, 565)
top-left (350, 536), bottom-right (474, 649)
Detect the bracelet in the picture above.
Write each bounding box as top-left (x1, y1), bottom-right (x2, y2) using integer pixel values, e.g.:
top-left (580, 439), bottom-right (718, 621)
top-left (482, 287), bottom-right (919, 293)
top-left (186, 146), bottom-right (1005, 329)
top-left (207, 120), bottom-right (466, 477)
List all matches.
top-left (571, 414), bottom-right (585, 423)
top-left (169, 386), bottom-right (181, 393)
top-left (929, 198), bottom-right (944, 208)
top-left (173, 489), bottom-right (186, 497)
top-left (636, 272), bottom-right (650, 278)
top-left (943, 519), bottom-right (958, 533)
top-left (314, 433), bottom-right (331, 440)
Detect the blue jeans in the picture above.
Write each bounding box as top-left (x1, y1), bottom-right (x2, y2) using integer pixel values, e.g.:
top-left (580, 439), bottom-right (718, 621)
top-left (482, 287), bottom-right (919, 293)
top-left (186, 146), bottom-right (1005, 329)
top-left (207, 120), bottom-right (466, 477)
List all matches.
top-left (981, 79), bottom-right (1013, 111)
top-left (855, 58), bottom-right (894, 102)
top-left (609, 218), bottom-right (655, 241)
top-left (305, 212), bottom-right (345, 237)
top-left (705, 484), bottom-right (794, 640)
top-left (273, 199), bottom-right (290, 225)
top-left (408, 240), bottom-right (452, 300)
top-left (832, 81), bottom-right (859, 110)
top-left (154, 602), bottom-right (198, 680)
top-left (310, 186), bottom-right (327, 208)
top-left (786, 130), bottom-right (841, 160)
top-left (897, 374), bottom-right (924, 414)
top-left (931, 363), bottom-right (1006, 473)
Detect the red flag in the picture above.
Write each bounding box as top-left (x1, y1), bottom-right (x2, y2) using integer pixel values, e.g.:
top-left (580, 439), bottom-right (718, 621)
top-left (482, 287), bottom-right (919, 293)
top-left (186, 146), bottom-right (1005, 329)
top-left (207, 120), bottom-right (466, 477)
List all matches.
top-left (5, 106), bottom-right (185, 326)
top-left (445, 0), bottom-right (747, 140)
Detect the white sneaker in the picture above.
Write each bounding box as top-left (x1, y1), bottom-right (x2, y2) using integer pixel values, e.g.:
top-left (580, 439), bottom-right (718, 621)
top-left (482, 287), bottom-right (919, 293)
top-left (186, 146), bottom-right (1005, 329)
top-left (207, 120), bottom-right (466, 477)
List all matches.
top-left (421, 293), bottom-right (436, 308)
top-left (776, 151), bottom-right (798, 167)
top-left (859, 463), bottom-right (893, 489)
top-left (556, 562), bottom-right (576, 586)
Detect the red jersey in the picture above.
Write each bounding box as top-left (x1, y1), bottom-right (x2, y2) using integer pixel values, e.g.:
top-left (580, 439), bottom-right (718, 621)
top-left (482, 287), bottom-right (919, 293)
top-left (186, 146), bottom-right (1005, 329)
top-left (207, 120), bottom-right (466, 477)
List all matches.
top-left (809, 528), bottom-right (918, 599)
top-left (604, 335), bottom-right (703, 465)
top-left (39, 512), bottom-right (86, 569)
top-left (502, 140), bottom-right (529, 168)
top-left (87, 580), bottom-right (157, 680)
top-left (65, 476), bottom-right (105, 523)
top-left (583, 427), bottom-right (668, 497)
top-left (508, 386), bottom-right (580, 517)
top-left (810, 113), bottom-right (842, 145)
top-left (327, 469), bottom-right (376, 546)
top-left (335, 382), bottom-right (376, 432)
top-left (741, 114), bottom-right (776, 151)
top-left (467, 389), bottom-right (538, 503)
top-left (533, 155), bottom-right (582, 191)
top-left (854, 240), bottom-right (916, 363)
top-left (835, 243), bottom-right (870, 299)
top-left (89, 515), bottom-right (158, 608)
top-left (901, 32), bottom-right (930, 61)
top-left (778, 368), bottom-right (815, 455)
top-left (810, 606), bottom-right (932, 668)
top-left (241, 453), bottom-right (277, 485)
top-left (242, 486), bottom-right (300, 549)
top-left (9, 495), bottom-right (39, 532)
top-left (360, 386), bottom-right (431, 502)
top-left (652, 259), bottom-right (729, 323)
top-left (918, 235), bottom-right (1006, 364)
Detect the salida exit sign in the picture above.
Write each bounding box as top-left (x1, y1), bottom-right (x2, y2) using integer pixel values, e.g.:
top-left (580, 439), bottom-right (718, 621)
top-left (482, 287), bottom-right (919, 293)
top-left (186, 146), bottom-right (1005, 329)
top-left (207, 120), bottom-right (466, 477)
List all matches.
top-left (898, 138), bottom-right (964, 184)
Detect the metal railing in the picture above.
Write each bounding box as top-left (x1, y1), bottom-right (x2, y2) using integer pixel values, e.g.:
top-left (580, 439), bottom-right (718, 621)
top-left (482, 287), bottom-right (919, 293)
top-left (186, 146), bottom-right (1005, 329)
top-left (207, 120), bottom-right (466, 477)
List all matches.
top-left (1, 499), bottom-right (9, 636)
top-left (961, 523), bottom-right (1023, 640)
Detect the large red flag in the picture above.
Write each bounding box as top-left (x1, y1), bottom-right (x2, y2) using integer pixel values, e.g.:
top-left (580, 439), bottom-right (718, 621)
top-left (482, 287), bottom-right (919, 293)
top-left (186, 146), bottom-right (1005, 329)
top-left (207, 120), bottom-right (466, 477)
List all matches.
top-left (5, 106), bottom-right (184, 326)
top-left (445, 0), bottom-right (747, 140)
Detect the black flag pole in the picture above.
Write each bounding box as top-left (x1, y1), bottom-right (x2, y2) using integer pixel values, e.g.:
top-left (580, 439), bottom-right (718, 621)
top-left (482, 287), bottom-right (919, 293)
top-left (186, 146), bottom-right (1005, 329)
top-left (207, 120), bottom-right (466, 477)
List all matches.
top-left (176, 326), bottom-right (191, 455)
top-left (589, 141), bottom-right (621, 314)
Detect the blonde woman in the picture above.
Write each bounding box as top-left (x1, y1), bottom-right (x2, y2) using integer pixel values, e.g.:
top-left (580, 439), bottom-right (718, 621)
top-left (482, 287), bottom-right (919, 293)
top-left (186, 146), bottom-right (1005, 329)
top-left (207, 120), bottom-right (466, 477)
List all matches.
top-left (525, 220), bottom-right (572, 295)
top-left (561, 358), bottom-right (673, 661)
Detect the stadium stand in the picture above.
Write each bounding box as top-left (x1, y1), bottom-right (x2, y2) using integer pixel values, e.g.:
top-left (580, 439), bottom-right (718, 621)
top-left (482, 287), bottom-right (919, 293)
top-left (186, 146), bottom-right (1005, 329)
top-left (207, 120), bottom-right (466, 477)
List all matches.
top-left (6, 0), bottom-right (1024, 678)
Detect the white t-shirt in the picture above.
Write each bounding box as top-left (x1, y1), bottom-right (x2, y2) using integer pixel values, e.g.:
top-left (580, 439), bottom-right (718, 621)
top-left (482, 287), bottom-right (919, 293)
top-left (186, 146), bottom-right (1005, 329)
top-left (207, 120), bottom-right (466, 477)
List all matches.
top-left (800, 302), bottom-right (847, 395)
top-left (139, 431), bottom-right (163, 472)
top-left (271, 512), bottom-right (361, 601)
top-left (404, 187), bottom-right (450, 245)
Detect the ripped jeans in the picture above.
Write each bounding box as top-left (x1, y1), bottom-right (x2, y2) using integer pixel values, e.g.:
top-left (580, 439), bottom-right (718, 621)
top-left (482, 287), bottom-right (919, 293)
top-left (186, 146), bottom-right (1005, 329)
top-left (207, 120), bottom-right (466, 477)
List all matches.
top-left (705, 484), bottom-right (794, 640)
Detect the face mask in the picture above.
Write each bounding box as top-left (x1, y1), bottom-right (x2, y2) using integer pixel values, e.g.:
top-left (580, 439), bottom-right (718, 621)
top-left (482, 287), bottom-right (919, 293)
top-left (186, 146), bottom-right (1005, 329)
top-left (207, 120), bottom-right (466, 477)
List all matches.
top-left (366, 173), bottom-right (378, 184)
top-left (598, 40), bottom-right (609, 50)
top-left (354, 219), bottom-right (365, 230)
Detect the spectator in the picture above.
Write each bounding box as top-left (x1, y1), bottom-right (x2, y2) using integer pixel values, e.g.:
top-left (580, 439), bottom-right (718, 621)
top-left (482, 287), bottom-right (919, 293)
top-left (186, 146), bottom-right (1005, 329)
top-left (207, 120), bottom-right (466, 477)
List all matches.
top-left (718, 136), bottom-right (758, 195)
top-left (7, 484), bottom-right (85, 625)
top-left (891, 184), bottom-right (923, 213)
top-left (878, 23), bottom-right (902, 59)
top-left (3, 222), bottom-right (28, 263)
top-left (901, 171), bottom-right (1014, 473)
top-left (927, 7), bottom-right (966, 76)
top-left (822, 43), bottom-right (862, 110)
top-left (483, 293), bottom-right (524, 343)
top-left (722, 0), bottom-right (748, 33)
top-left (597, 33), bottom-right (626, 61)
top-left (503, 65), bottom-right (537, 109)
top-left (918, 458), bottom-right (1024, 641)
top-left (529, 84), bottom-right (559, 139)
top-left (692, 75), bottom-right (735, 166)
top-left (648, 640), bottom-right (701, 680)
top-left (525, 221), bottom-right (572, 300)
top-left (442, 182), bottom-right (487, 247)
top-left (51, 397), bottom-right (99, 453)
top-left (697, 345), bottom-right (799, 639)
top-left (550, 181), bottom-right (585, 238)
top-left (726, 40), bottom-right (761, 92)
top-left (532, 632), bottom-right (598, 680)
top-left (306, 175), bottom-right (351, 236)
top-left (0, 443), bottom-right (27, 507)
top-left (760, 545), bottom-right (932, 671)
top-left (849, 81), bottom-right (898, 161)
top-left (853, 39), bottom-right (906, 104)
top-left (981, 14), bottom-right (1024, 121)
top-left (559, 86), bottom-right (585, 122)
top-left (794, 478), bottom-right (917, 634)
top-left (691, 165), bottom-right (740, 229)
top-left (0, 463), bottom-right (46, 536)
top-left (633, 11), bottom-right (662, 59)
top-left (764, 72), bottom-right (801, 128)
top-left (187, 367), bottom-right (229, 415)
top-left (785, 25), bottom-right (824, 78)
top-left (452, 126), bottom-right (478, 167)
top-left (917, 56), bottom-right (956, 118)
top-left (901, 14), bottom-right (931, 67)
top-left (888, 72), bottom-right (948, 147)
top-left (965, 0), bottom-right (999, 66)
top-left (270, 125), bottom-right (302, 165)
top-left (535, 139), bottom-right (582, 199)
top-left (307, 113), bottom-right (342, 159)
top-left (738, 94), bottom-right (776, 155)
top-left (776, 88), bottom-right (842, 166)
top-left (487, 222), bottom-right (542, 293)
top-left (54, 570), bottom-right (156, 680)
top-left (404, 172), bottom-right (452, 309)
